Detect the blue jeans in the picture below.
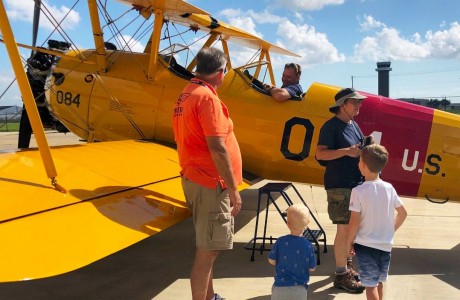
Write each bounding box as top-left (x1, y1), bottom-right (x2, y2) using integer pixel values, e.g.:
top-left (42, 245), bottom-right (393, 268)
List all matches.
top-left (354, 243), bottom-right (391, 287)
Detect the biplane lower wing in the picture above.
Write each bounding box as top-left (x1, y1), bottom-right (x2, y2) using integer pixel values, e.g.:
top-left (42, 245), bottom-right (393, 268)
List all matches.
top-left (0, 140), bottom-right (191, 282)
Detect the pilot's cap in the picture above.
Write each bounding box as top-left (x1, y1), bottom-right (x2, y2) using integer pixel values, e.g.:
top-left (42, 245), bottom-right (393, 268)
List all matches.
top-left (329, 88), bottom-right (366, 110)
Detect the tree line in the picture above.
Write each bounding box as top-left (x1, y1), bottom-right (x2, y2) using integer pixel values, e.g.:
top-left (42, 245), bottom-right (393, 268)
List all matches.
top-left (426, 99), bottom-right (451, 110)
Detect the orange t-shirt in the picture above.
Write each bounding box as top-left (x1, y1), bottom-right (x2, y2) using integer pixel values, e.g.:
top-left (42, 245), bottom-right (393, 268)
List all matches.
top-left (172, 78), bottom-right (242, 189)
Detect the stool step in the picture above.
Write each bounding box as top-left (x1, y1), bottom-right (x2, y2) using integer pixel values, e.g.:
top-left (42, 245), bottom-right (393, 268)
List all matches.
top-left (245, 182), bottom-right (327, 264)
top-left (260, 182), bottom-right (293, 193)
top-left (303, 229), bottom-right (324, 242)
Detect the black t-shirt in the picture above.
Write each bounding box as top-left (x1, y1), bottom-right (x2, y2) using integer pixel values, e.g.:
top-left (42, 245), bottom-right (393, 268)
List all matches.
top-left (317, 116), bottom-right (364, 189)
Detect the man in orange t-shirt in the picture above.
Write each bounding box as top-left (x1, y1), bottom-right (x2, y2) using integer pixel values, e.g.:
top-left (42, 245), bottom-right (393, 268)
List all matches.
top-left (173, 47), bottom-right (242, 300)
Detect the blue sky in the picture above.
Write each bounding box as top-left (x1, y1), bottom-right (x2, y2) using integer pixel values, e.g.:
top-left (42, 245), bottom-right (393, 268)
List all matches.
top-left (1, 0), bottom-right (460, 106)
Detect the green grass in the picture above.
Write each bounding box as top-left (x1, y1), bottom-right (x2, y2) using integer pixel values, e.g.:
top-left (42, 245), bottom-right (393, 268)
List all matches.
top-left (448, 107), bottom-right (460, 114)
top-left (0, 122), bottom-right (20, 132)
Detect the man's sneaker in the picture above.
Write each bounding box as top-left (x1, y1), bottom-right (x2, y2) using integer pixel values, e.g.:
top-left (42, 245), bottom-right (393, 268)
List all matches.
top-left (334, 270), bottom-right (365, 293)
top-left (347, 259), bottom-right (360, 281)
top-left (211, 294), bottom-right (225, 300)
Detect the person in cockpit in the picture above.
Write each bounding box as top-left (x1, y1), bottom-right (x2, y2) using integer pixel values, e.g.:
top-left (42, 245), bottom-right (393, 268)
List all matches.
top-left (263, 63), bottom-right (303, 101)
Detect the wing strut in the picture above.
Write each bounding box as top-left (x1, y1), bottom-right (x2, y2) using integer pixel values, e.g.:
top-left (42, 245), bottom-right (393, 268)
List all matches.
top-left (147, 8), bottom-right (164, 81)
top-left (186, 32), bottom-right (219, 72)
top-left (0, 0), bottom-right (65, 193)
top-left (88, 0), bottom-right (107, 73)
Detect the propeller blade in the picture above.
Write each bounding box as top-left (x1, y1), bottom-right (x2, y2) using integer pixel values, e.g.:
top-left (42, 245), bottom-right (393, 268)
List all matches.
top-left (31, 0), bottom-right (41, 54)
top-left (19, 0), bottom-right (42, 149)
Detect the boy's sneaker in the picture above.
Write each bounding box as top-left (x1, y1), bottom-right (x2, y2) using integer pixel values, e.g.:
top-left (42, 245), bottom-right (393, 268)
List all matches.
top-left (211, 294), bottom-right (225, 300)
top-left (334, 270), bottom-right (365, 293)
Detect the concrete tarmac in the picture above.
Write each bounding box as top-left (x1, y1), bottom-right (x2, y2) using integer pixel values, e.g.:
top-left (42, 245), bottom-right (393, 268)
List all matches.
top-left (1, 132), bottom-right (459, 299)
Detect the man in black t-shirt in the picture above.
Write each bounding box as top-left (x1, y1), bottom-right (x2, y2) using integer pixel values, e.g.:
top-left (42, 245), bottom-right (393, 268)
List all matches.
top-left (316, 87), bottom-right (369, 294)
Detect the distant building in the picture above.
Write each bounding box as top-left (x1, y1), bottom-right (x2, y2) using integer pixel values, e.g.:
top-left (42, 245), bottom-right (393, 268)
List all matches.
top-left (376, 61), bottom-right (392, 97)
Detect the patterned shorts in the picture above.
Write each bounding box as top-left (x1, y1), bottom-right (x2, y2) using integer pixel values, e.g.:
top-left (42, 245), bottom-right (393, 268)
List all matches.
top-left (326, 188), bottom-right (352, 224)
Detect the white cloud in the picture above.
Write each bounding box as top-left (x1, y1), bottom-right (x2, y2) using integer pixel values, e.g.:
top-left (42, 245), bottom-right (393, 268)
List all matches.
top-left (359, 15), bottom-right (385, 32)
top-left (221, 8), bottom-right (290, 26)
top-left (219, 8), bottom-right (241, 19)
top-left (246, 10), bottom-right (286, 25)
top-left (219, 8), bottom-right (278, 37)
top-left (353, 20), bottom-right (460, 62)
top-left (220, 7), bottom-right (460, 68)
top-left (116, 35), bottom-right (145, 53)
top-left (294, 12), bottom-right (304, 22)
top-left (219, 9), bottom-right (344, 66)
top-left (6, 0), bottom-right (80, 30)
top-left (275, 20), bottom-right (345, 65)
top-left (353, 27), bottom-right (429, 62)
top-left (425, 22), bottom-right (460, 59)
top-left (227, 16), bottom-right (263, 38)
top-left (270, 0), bottom-right (345, 11)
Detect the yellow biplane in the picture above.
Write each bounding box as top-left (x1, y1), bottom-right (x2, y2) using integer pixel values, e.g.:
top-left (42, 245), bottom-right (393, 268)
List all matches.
top-left (1, 0), bottom-right (460, 286)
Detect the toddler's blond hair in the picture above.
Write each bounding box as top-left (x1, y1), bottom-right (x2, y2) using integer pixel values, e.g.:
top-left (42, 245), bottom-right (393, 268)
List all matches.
top-left (287, 203), bottom-right (310, 232)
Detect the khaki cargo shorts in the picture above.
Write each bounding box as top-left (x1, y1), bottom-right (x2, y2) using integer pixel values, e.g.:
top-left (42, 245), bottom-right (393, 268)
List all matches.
top-left (181, 177), bottom-right (234, 250)
top-left (326, 188), bottom-right (352, 224)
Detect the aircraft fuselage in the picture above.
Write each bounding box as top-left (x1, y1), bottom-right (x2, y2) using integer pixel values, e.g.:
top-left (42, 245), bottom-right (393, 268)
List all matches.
top-left (47, 50), bottom-right (460, 202)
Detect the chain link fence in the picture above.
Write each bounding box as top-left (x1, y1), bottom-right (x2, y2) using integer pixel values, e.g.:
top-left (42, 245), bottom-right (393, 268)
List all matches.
top-left (0, 107), bottom-right (22, 132)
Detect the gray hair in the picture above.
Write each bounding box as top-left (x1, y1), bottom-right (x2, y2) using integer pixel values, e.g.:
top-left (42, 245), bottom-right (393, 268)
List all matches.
top-left (195, 47), bottom-right (227, 75)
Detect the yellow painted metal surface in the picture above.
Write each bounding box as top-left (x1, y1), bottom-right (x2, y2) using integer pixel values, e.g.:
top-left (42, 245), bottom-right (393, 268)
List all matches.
top-left (0, 140), bottom-right (190, 282)
top-left (49, 48), bottom-right (342, 186)
top-left (88, 0), bottom-right (107, 72)
top-left (418, 110), bottom-right (460, 201)
top-left (0, 138), bottom-right (249, 282)
top-left (47, 50), bottom-right (170, 142)
top-left (118, 0), bottom-right (208, 15)
top-left (220, 78), bottom-right (340, 185)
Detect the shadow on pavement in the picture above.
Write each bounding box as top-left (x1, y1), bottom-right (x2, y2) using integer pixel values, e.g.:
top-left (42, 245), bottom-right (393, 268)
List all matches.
top-left (0, 187), bottom-right (459, 299)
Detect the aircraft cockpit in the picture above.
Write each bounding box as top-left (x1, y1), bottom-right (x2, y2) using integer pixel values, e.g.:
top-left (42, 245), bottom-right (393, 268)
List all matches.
top-left (236, 61), bottom-right (271, 96)
top-left (159, 43), bottom-right (194, 80)
top-left (236, 61), bottom-right (303, 100)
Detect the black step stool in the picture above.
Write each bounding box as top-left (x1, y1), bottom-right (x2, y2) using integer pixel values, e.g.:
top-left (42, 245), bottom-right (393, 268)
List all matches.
top-left (244, 182), bottom-right (327, 264)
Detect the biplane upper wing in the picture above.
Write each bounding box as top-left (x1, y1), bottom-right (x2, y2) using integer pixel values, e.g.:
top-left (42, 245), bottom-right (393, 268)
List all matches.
top-left (117, 0), bottom-right (209, 15)
top-left (173, 13), bottom-right (300, 57)
top-left (118, 0), bottom-right (300, 57)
